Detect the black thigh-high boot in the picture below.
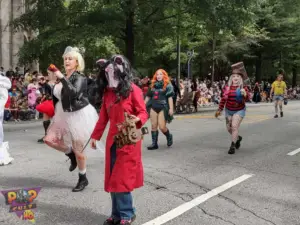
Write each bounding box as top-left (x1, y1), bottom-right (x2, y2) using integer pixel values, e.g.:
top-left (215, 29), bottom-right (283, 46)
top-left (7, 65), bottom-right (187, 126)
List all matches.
top-left (163, 129), bottom-right (173, 147)
top-left (38, 120), bottom-right (51, 143)
top-left (147, 131), bottom-right (159, 150)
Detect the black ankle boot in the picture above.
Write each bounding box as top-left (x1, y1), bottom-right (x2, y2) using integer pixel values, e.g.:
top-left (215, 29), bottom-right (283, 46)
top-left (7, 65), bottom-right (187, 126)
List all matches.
top-left (163, 129), bottom-right (173, 147)
top-left (65, 151), bottom-right (77, 172)
top-left (147, 131), bottom-right (159, 150)
top-left (72, 173), bottom-right (89, 192)
top-left (235, 136), bottom-right (242, 149)
top-left (228, 142), bottom-right (236, 154)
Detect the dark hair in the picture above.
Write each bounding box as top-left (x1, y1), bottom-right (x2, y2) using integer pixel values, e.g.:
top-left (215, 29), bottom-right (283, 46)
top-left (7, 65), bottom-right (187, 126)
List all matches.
top-left (278, 69), bottom-right (285, 75)
top-left (96, 55), bottom-right (133, 102)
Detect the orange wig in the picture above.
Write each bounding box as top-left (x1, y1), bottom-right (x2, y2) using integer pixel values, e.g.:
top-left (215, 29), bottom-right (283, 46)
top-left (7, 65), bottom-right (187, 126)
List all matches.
top-left (151, 69), bottom-right (170, 90)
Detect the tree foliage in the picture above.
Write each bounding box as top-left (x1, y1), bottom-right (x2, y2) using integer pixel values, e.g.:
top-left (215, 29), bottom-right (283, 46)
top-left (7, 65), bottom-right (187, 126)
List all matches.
top-left (12, 0), bottom-right (300, 84)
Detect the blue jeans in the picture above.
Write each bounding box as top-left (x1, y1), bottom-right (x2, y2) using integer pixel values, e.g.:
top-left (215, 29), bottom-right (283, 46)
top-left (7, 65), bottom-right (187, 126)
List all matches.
top-left (274, 95), bottom-right (284, 101)
top-left (110, 143), bottom-right (135, 220)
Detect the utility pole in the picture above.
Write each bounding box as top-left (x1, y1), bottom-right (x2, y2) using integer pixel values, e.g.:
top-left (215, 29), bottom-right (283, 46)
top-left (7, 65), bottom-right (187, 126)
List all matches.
top-left (211, 7), bottom-right (216, 82)
top-left (176, 0), bottom-right (181, 87)
top-left (212, 28), bottom-right (216, 82)
top-left (10, 0), bottom-right (14, 68)
top-left (187, 50), bottom-right (195, 79)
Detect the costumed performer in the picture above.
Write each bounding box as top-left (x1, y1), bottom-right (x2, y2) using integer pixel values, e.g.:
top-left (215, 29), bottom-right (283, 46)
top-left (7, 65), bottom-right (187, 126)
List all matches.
top-left (44, 46), bottom-right (99, 192)
top-left (0, 75), bottom-right (13, 166)
top-left (215, 62), bottom-right (249, 155)
top-left (144, 69), bottom-right (174, 150)
top-left (36, 73), bottom-right (55, 143)
top-left (91, 55), bottom-right (148, 225)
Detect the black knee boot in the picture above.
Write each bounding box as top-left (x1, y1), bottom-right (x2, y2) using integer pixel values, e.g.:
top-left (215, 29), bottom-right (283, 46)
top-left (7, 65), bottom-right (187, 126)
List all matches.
top-left (38, 120), bottom-right (51, 143)
top-left (228, 142), bottom-right (236, 154)
top-left (65, 150), bottom-right (77, 172)
top-left (163, 129), bottom-right (173, 147)
top-left (72, 173), bottom-right (89, 192)
top-left (147, 131), bottom-right (159, 150)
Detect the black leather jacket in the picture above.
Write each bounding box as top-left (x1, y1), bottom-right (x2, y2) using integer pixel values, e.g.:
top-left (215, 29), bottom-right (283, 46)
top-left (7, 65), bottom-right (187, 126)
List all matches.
top-left (52, 71), bottom-right (89, 112)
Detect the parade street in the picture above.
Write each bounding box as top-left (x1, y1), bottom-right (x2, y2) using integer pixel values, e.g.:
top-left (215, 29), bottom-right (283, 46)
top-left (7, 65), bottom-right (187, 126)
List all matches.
top-left (1, 102), bottom-right (300, 225)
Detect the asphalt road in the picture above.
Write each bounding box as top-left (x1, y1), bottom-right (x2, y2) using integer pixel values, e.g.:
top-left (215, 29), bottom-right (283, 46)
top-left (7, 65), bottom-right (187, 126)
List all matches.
top-left (1, 102), bottom-right (300, 225)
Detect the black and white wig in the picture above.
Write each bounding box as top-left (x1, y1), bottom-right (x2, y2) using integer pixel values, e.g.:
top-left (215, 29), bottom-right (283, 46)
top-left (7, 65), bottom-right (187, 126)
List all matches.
top-left (96, 55), bottom-right (133, 102)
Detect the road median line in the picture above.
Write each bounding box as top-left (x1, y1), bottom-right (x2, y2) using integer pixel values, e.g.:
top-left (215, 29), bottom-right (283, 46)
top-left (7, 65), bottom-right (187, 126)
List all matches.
top-left (141, 174), bottom-right (254, 225)
top-left (287, 148), bottom-right (300, 156)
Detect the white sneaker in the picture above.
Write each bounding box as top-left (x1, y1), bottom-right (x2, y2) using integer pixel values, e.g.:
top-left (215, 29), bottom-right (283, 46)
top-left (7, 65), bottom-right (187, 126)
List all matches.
top-left (0, 142), bottom-right (14, 166)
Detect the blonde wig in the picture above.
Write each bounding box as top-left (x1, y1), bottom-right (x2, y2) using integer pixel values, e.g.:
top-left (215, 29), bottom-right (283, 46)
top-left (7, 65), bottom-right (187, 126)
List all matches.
top-left (227, 74), bottom-right (243, 88)
top-left (62, 46), bottom-right (85, 72)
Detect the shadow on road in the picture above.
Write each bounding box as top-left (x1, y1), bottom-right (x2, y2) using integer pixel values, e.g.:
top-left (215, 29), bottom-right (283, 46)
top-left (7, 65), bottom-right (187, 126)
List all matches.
top-left (37, 201), bottom-right (107, 225)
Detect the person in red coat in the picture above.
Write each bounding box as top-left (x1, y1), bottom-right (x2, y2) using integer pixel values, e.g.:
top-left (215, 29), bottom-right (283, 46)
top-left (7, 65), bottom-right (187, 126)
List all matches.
top-left (215, 62), bottom-right (249, 155)
top-left (91, 55), bottom-right (148, 225)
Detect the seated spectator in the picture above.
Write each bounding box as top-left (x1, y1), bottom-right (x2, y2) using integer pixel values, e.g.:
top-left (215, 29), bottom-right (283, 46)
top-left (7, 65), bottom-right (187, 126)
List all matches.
top-left (4, 95), bottom-right (11, 122)
top-left (10, 96), bottom-right (20, 122)
top-left (18, 97), bottom-right (32, 121)
top-left (9, 88), bottom-right (17, 97)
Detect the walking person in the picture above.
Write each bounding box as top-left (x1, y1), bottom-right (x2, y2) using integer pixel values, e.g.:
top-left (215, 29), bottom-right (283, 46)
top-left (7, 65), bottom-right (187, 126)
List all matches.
top-left (252, 82), bottom-right (261, 103)
top-left (91, 55), bottom-right (148, 225)
top-left (215, 62), bottom-right (249, 155)
top-left (36, 74), bottom-right (55, 143)
top-left (145, 69), bottom-right (174, 150)
top-left (44, 46), bottom-right (99, 192)
top-left (270, 71), bottom-right (287, 118)
top-left (0, 75), bottom-right (13, 165)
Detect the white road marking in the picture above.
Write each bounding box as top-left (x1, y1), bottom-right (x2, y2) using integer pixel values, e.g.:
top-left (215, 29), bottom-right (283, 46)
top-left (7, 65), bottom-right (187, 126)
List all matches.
top-left (287, 148), bottom-right (300, 156)
top-left (141, 174), bottom-right (254, 225)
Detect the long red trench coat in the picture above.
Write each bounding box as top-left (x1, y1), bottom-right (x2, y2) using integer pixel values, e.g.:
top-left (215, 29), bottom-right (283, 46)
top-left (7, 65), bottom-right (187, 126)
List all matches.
top-left (91, 84), bottom-right (148, 193)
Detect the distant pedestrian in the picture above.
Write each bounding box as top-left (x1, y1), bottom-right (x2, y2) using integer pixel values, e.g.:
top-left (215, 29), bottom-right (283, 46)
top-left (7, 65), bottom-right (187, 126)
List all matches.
top-left (270, 70), bottom-right (287, 118)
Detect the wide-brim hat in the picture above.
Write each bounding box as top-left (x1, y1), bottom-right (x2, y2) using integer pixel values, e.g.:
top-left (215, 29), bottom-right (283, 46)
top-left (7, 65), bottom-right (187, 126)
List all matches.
top-left (231, 62), bottom-right (248, 80)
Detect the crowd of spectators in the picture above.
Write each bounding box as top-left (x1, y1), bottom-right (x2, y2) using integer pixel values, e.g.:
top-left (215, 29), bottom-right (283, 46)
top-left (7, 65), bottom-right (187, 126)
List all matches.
top-left (0, 66), bottom-right (52, 122)
top-left (1, 65), bottom-right (300, 121)
top-left (135, 76), bottom-right (300, 113)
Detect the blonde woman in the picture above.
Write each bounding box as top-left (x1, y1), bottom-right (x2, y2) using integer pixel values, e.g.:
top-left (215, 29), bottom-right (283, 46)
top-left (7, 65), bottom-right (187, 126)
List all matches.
top-left (215, 62), bottom-right (249, 155)
top-left (44, 46), bottom-right (99, 192)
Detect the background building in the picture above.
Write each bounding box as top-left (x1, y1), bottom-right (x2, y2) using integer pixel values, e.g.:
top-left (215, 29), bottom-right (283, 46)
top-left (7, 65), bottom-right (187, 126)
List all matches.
top-left (0, 0), bottom-right (25, 72)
